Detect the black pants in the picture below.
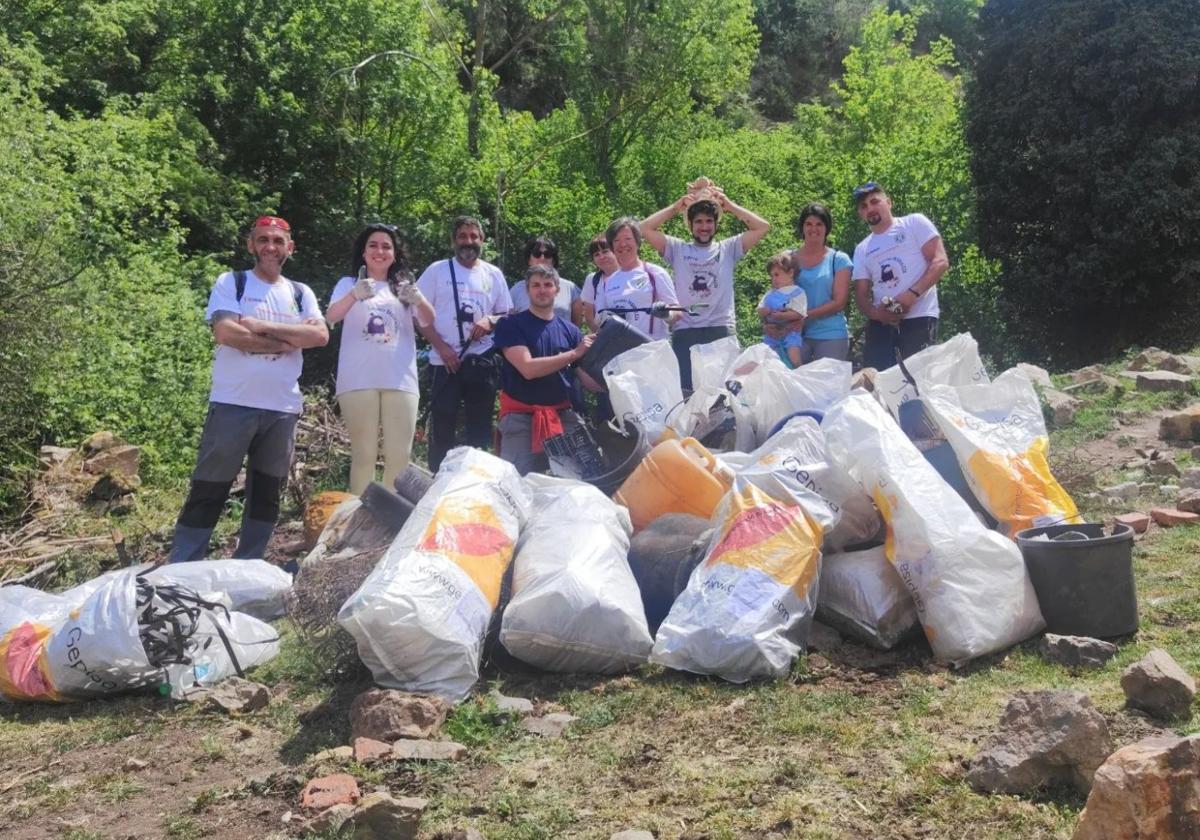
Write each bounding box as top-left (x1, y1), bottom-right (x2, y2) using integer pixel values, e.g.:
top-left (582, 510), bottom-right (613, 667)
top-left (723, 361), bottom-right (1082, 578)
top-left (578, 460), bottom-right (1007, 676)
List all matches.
top-left (863, 317), bottom-right (939, 371)
top-left (671, 325), bottom-right (735, 393)
top-left (428, 365), bottom-right (497, 473)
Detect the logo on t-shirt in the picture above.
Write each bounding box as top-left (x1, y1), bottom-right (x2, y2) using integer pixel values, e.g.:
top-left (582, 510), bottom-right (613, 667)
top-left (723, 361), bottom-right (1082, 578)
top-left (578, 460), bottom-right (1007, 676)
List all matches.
top-left (690, 270), bottom-right (718, 298)
top-left (363, 307), bottom-right (399, 344)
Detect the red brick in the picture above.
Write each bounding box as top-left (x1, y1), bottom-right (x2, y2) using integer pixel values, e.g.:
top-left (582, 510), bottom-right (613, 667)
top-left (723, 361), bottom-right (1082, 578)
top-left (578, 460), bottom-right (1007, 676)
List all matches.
top-left (1149, 508), bottom-right (1200, 528)
top-left (300, 773), bottom-right (360, 811)
top-left (353, 737), bottom-right (393, 764)
top-left (1114, 513), bottom-right (1151, 534)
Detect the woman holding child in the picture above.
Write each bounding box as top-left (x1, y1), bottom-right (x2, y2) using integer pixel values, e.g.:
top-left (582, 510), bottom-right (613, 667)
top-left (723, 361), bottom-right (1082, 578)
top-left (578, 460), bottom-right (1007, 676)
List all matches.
top-left (789, 202), bottom-right (852, 363)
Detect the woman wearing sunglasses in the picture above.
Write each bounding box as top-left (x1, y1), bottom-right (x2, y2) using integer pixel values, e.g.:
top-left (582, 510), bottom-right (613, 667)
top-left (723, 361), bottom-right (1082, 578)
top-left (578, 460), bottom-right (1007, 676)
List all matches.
top-left (326, 223), bottom-right (435, 494)
top-left (509, 235), bottom-right (584, 326)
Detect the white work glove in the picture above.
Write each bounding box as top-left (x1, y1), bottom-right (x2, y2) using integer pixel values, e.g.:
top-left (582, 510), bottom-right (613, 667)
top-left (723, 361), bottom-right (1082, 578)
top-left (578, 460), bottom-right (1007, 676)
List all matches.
top-left (353, 276), bottom-right (375, 301)
top-left (395, 282), bottom-right (423, 306)
top-left (649, 301), bottom-right (672, 319)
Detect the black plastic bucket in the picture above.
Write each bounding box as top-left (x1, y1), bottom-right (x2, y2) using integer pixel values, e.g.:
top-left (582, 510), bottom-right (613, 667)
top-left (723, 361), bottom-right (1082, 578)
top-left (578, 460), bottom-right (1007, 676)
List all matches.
top-left (544, 420), bottom-right (651, 497)
top-left (579, 315), bottom-right (652, 383)
top-left (1016, 523), bottom-right (1138, 638)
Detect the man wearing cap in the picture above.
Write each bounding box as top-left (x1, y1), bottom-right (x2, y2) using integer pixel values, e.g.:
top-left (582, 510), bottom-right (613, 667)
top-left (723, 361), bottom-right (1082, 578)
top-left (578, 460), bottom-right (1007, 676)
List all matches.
top-left (641, 187), bottom-right (770, 392)
top-left (494, 264), bottom-right (595, 475)
top-left (169, 216), bottom-right (329, 563)
top-left (850, 182), bottom-right (950, 370)
top-left (415, 215), bottom-right (513, 472)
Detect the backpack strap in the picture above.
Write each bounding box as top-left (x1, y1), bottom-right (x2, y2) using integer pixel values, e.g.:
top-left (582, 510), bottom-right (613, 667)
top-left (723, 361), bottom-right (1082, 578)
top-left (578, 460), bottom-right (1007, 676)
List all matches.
top-left (235, 270), bottom-right (307, 313)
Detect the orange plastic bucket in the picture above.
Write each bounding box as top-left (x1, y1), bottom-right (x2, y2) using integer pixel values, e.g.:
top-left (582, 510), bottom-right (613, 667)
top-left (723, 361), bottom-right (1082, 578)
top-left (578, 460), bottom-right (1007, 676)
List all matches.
top-left (614, 438), bottom-right (730, 532)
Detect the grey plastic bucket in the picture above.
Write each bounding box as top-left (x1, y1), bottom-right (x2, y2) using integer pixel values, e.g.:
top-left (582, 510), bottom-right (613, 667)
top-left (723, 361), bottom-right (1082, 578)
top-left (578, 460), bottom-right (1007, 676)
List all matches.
top-left (1015, 523), bottom-right (1138, 638)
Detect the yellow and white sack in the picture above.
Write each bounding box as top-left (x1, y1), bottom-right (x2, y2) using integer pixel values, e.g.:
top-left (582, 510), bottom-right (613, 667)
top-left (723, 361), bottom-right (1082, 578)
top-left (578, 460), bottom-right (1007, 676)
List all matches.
top-left (922, 368), bottom-right (1081, 538)
top-left (823, 392), bottom-right (1045, 665)
top-left (874, 332), bottom-right (989, 416)
top-left (650, 478), bottom-right (824, 682)
top-left (338, 447), bottom-right (530, 702)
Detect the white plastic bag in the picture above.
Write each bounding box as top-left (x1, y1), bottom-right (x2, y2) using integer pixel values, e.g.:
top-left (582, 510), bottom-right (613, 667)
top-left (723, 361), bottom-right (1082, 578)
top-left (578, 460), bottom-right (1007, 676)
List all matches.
top-left (818, 545), bottom-right (919, 650)
top-left (725, 345), bottom-right (852, 450)
top-left (604, 340), bottom-right (683, 443)
top-left (873, 332), bottom-right (989, 417)
top-left (650, 478), bottom-right (823, 682)
top-left (668, 336), bottom-right (742, 440)
top-left (338, 448), bottom-right (530, 702)
top-left (163, 608), bottom-right (281, 698)
top-left (719, 416), bottom-right (880, 551)
top-left (143, 559), bottom-right (292, 621)
top-left (822, 392), bottom-right (1045, 665)
top-left (500, 475), bottom-right (651, 673)
top-left (922, 369), bottom-right (1081, 538)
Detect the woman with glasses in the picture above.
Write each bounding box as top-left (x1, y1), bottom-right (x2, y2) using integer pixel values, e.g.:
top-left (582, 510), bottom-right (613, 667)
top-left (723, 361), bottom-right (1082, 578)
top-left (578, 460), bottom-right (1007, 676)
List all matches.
top-left (509, 235), bottom-right (583, 326)
top-left (326, 223), bottom-right (435, 494)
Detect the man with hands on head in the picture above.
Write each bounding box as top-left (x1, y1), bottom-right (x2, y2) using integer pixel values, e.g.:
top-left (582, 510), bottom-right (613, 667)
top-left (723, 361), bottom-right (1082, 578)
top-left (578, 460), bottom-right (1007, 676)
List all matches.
top-left (494, 264), bottom-right (595, 475)
top-left (415, 215), bottom-right (513, 472)
top-left (641, 180), bottom-right (770, 391)
top-left (850, 181), bottom-right (950, 371)
top-left (169, 215), bottom-right (328, 565)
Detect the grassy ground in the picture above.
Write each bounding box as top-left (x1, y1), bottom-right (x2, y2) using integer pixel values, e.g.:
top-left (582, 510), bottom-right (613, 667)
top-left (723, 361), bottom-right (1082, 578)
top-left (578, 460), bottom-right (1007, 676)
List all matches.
top-left (1, 352), bottom-right (1197, 839)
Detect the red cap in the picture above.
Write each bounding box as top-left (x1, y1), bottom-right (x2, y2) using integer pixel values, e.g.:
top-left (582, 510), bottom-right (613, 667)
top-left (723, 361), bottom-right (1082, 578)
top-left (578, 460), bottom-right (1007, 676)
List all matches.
top-left (253, 215), bottom-right (291, 232)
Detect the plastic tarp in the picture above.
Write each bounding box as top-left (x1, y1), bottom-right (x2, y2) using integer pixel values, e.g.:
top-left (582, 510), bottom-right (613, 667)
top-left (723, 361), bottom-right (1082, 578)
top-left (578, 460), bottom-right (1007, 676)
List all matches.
top-left (650, 478), bottom-right (823, 682)
top-left (823, 392), bottom-right (1045, 665)
top-left (724, 345), bottom-right (852, 450)
top-left (604, 340), bottom-right (683, 444)
top-left (500, 475), bottom-right (651, 673)
top-left (338, 447), bottom-right (530, 702)
top-left (873, 332), bottom-right (989, 417)
top-left (923, 368), bottom-right (1081, 538)
top-left (817, 545), bottom-right (919, 650)
top-left (719, 416), bottom-right (881, 551)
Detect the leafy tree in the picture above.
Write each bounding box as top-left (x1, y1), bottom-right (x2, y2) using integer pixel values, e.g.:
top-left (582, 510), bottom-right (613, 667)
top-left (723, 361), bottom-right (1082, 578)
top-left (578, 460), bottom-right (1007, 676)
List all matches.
top-left (967, 0), bottom-right (1200, 365)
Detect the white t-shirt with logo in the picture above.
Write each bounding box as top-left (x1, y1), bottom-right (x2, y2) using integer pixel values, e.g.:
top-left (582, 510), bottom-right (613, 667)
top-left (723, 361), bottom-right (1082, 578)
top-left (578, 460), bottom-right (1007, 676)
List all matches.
top-left (663, 234), bottom-right (745, 329)
top-left (205, 270), bottom-right (322, 414)
top-left (851, 213), bottom-right (941, 320)
top-left (592, 263), bottom-right (680, 337)
top-left (328, 276), bottom-right (419, 397)
top-left (416, 258), bottom-right (513, 365)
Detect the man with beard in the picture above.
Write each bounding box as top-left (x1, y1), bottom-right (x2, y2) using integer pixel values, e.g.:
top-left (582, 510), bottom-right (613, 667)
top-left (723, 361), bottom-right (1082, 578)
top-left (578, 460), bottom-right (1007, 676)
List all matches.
top-left (850, 182), bottom-right (950, 371)
top-left (416, 215), bottom-right (513, 472)
top-left (641, 188), bottom-right (770, 392)
top-left (169, 215), bottom-right (328, 564)
top-left (494, 264), bottom-right (595, 475)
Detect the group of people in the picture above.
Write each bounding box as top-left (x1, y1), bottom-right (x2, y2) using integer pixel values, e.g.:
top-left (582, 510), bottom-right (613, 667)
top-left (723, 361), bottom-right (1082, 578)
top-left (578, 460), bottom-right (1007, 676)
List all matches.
top-left (167, 181), bottom-right (949, 565)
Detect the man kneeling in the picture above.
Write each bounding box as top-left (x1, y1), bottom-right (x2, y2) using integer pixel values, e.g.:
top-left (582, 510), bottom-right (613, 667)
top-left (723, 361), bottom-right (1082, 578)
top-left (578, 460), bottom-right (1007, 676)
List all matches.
top-left (494, 264), bottom-right (595, 475)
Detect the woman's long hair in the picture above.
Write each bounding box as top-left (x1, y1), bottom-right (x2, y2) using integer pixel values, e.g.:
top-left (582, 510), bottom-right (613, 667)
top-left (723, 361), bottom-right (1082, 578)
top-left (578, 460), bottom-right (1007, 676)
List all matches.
top-left (349, 223), bottom-right (414, 298)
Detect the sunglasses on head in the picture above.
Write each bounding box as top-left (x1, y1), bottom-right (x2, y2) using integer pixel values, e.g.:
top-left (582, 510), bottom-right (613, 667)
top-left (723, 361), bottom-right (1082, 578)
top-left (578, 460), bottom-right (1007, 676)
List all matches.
top-left (852, 181), bottom-right (881, 201)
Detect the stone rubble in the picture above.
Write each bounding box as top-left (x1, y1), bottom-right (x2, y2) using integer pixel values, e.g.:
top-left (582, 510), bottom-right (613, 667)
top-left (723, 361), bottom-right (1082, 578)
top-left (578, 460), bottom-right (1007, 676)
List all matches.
top-left (1121, 649), bottom-right (1196, 720)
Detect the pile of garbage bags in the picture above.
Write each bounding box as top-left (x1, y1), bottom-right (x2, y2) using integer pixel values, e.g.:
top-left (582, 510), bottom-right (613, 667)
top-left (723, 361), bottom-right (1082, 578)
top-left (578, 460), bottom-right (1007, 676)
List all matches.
top-left (333, 332), bottom-right (1079, 701)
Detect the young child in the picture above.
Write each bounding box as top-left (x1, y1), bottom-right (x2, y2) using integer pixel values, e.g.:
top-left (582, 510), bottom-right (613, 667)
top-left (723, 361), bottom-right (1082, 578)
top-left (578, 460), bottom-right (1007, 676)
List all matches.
top-left (758, 251), bottom-right (808, 368)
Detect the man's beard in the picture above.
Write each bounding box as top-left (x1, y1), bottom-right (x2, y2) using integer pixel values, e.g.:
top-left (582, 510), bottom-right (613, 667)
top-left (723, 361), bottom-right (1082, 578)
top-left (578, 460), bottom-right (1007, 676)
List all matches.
top-left (456, 244), bottom-right (481, 262)
top-left (867, 213), bottom-right (882, 226)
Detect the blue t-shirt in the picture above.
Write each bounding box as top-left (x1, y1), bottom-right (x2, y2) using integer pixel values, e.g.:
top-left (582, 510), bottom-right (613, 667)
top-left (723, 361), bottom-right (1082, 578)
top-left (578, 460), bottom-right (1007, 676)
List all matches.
top-left (793, 248), bottom-right (852, 340)
top-left (494, 310), bottom-right (582, 407)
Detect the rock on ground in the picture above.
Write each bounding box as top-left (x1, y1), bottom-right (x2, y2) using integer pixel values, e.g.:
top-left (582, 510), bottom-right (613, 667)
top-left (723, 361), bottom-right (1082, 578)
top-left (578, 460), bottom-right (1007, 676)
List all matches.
top-left (1149, 508), bottom-right (1200, 528)
top-left (204, 677), bottom-right (270, 714)
top-left (1072, 734), bottom-right (1200, 840)
top-left (966, 690), bottom-right (1113, 795)
top-left (1177, 490), bottom-right (1200, 514)
top-left (1042, 388), bottom-right (1082, 427)
top-left (521, 712), bottom-right (577, 738)
top-left (353, 737), bottom-right (393, 764)
top-left (1102, 482), bottom-right (1139, 501)
top-left (1144, 458), bottom-right (1181, 478)
top-left (489, 689), bottom-right (535, 716)
top-left (1121, 649), bottom-right (1196, 720)
top-left (306, 792), bottom-right (428, 840)
top-left (1039, 635), bottom-right (1118, 669)
top-left (1159, 405), bottom-right (1200, 441)
top-left (301, 773), bottom-right (361, 811)
top-left (1182, 467), bottom-right (1200, 489)
top-left (391, 739), bottom-right (468, 761)
top-left (611, 832), bottom-right (656, 840)
top-left (1136, 371), bottom-right (1195, 392)
top-left (82, 430), bottom-right (121, 453)
top-left (350, 688), bottom-right (452, 741)
top-left (83, 443), bottom-right (141, 477)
